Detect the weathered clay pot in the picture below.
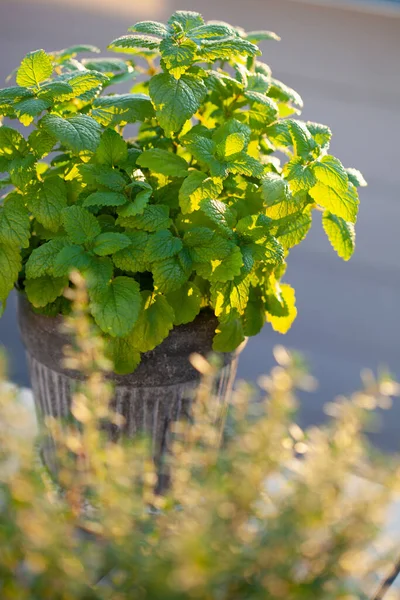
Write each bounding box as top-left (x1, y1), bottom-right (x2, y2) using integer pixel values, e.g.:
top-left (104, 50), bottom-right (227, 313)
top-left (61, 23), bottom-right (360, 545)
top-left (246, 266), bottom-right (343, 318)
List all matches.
top-left (18, 295), bottom-right (244, 488)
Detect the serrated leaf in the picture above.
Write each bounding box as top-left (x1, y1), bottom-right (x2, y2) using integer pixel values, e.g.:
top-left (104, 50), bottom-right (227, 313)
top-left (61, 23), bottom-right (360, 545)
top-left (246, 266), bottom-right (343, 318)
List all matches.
top-left (130, 291), bottom-right (174, 352)
top-left (346, 167), bottom-right (367, 188)
top-left (160, 37), bottom-right (197, 78)
top-left (261, 172), bottom-right (290, 204)
top-left (245, 30), bottom-right (280, 43)
top-left (146, 230), bottom-right (182, 262)
top-left (29, 176), bottom-right (68, 231)
top-left (0, 244), bottom-right (21, 301)
top-left (0, 194), bottom-right (30, 248)
top-left (199, 198), bottom-right (235, 235)
top-left (15, 97), bottom-right (51, 125)
top-left (283, 157), bottom-right (317, 193)
top-left (153, 254), bottom-right (190, 293)
top-left (28, 129), bottom-right (56, 158)
top-left (83, 191), bottom-right (127, 208)
top-left (112, 231), bottom-right (149, 273)
top-left (25, 275), bottom-right (67, 308)
top-left (206, 245), bottom-right (243, 282)
top-left (184, 134), bottom-right (227, 178)
top-left (55, 45), bottom-right (100, 59)
top-left (84, 255), bottom-right (113, 299)
top-left (36, 81), bottom-right (74, 101)
top-left (166, 282), bottom-right (201, 325)
top-left (211, 277), bottom-right (250, 317)
top-left (52, 245), bottom-right (91, 276)
top-left (9, 155), bottom-right (36, 190)
top-left (217, 132), bottom-right (246, 158)
top-left (312, 155), bottom-right (348, 193)
top-left (268, 79), bottom-right (303, 109)
top-left (309, 181), bottom-right (359, 223)
top-left (228, 152), bottom-right (264, 177)
top-left (92, 93), bottom-right (154, 126)
top-left (78, 164), bottom-right (127, 192)
top-left (287, 120), bottom-right (316, 158)
top-left (243, 290), bottom-right (265, 336)
top-left (266, 283), bottom-right (297, 333)
top-left (93, 232), bottom-right (131, 256)
top-left (41, 114), bottom-right (101, 153)
top-left (106, 334), bottom-right (141, 375)
top-left (62, 206), bottom-right (101, 244)
top-left (108, 35), bottom-right (160, 53)
top-left (275, 212), bottom-right (312, 249)
top-left (307, 121), bottom-right (331, 150)
top-left (25, 238), bottom-right (68, 278)
top-left (117, 204), bottom-right (171, 232)
top-left (95, 128), bottom-right (128, 166)
top-left (198, 37), bottom-right (260, 61)
top-left (137, 148), bottom-right (189, 177)
top-left (168, 10), bottom-right (204, 31)
top-left (184, 227), bottom-right (232, 262)
top-left (322, 211), bottom-right (355, 261)
top-left (16, 49), bottom-right (53, 87)
top-left (128, 20), bottom-right (170, 37)
top-left (118, 183), bottom-right (152, 217)
top-left (149, 73), bottom-right (207, 136)
top-left (213, 312), bottom-right (245, 352)
top-left (179, 171), bottom-right (223, 214)
top-left (82, 57), bottom-right (129, 74)
top-left (0, 86), bottom-right (33, 103)
top-left (189, 23), bottom-right (238, 40)
top-left (0, 126), bottom-right (28, 159)
top-left (91, 276), bottom-right (141, 337)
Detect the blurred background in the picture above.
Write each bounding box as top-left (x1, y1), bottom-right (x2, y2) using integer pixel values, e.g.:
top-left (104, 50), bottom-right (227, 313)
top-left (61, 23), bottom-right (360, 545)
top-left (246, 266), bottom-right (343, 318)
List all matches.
top-left (0, 0), bottom-right (399, 449)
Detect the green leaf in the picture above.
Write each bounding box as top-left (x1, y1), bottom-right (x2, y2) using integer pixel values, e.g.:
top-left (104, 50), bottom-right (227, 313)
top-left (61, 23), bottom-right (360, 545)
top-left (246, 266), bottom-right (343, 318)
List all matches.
top-left (81, 57), bottom-right (129, 74)
top-left (179, 171), bottom-right (223, 214)
top-left (29, 176), bottom-right (68, 231)
top-left (211, 277), bottom-right (250, 317)
top-left (217, 132), bottom-right (246, 159)
top-left (199, 199), bottom-right (235, 236)
top-left (84, 255), bottom-right (113, 299)
top-left (0, 86), bottom-right (33, 104)
top-left (309, 181), bottom-right (359, 223)
top-left (261, 172), bottom-right (290, 204)
top-left (149, 73), bottom-right (207, 136)
top-left (128, 20), bottom-right (170, 37)
top-left (268, 79), bottom-right (303, 109)
top-left (287, 120), bottom-right (316, 158)
top-left (78, 164), bottom-right (127, 192)
top-left (266, 283), bottom-right (297, 333)
top-left (9, 155), bottom-right (36, 190)
top-left (168, 10), bottom-right (204, 31)
top-left (213, 312), bottom-right (245, 352)
top-left (312, 155), bottom-right (348, 193)
top-left (112, 231), bottom-right (149, 273)
top-left (166, 282), bottom-right (202, 325)
top-left (227, 152), bottom-right (264, 177)
top-left (93, 232), bottom-right (132, 256)
top-left (95, 128), bottom-right (128, 166)
top-left (243, 290), bottom-right (265, 336)
top-left (0, 126), bottom-right (28, 159)
top-left (25, 238), bottom-right (68, 278)
top-left (36, 81), bottom-right (74, 101)
top-left (15, 97), bottom-right (51, 125)
top-left (346, 167), bottom-right (367, 188)
top-left (108, 35), bottom-right (160, 53)
top-left (153, 254), bottom-right (190, 293)
top-left (322, 211), bottom-right (355, 261)
top-left (283, 157), bottom-right (317, 193)
top-left (55, 45), bottom-right (100, 59)
top-left (25, 275), bottom-right (67, 308)
top-left (245, 30), bottom-right (280, 42)
top-left (184, 227), bottom-right (233, 262)
top-left (198, 38), bottom-right (260, 61)
top-left (91, 276), bottom-right (141, 337)
top-left (189, 23), bottom-right (238, 40)
top-left (275, 212), bottom-right (312, 249)
top-left (184, 134), bottom-right (227, 178)
top-left (16, 49), bottom-right (53, 87)
top-left (28, 129), bottom-right (56, 158)
top-left (306, 122), bottom-right (331, 150)
top-left (92, 94), bottom-right (154, 126)
top-left (83, 191), bottom-right (127, 208)
top-left (41, 114), bottom-right (102, 153)
top-left (0, 244), bottom-right (21, 301)
top-left (160, 37), bottom-right (197, 77)
top-left (146, 230), bottom-right (182, 262)
top-left (52, 245), bottom-right (91, 276)
top-left (117, 204), bottom-right (171, 232)
top-left (130, 291), bottom-right (174, 353)
top-left (137, 148), bottom-right (189, 178)
top-left (62, 206), bottom-right (101, 244)
top-left (0, 194), bottom-right (30, 248)
top-left (106, 335), bottom-right (141, 375)
top-left (202, 245), bottom-right (243, 282)
top-left (117, 183), bottom-right (152, 217)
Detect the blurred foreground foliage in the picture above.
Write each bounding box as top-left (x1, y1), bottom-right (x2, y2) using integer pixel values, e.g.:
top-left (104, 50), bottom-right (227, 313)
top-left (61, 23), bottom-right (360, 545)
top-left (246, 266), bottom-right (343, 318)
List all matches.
top-left (0, 274), bottom-right (400, 599)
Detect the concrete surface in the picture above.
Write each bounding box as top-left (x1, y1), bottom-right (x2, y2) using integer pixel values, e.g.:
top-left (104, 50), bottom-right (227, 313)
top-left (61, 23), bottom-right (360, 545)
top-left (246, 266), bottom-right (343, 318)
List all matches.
top-left (0, 0), bottom-right (400, 450)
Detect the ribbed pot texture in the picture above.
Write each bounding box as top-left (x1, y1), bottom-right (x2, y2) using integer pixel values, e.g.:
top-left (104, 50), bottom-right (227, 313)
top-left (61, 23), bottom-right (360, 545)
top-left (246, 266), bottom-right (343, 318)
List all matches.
top-left (17, 295), bottom-right (243, 489)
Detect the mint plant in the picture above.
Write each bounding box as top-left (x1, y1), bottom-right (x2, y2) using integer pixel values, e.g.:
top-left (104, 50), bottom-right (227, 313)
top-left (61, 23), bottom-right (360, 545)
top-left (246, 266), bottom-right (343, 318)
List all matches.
top-left (0, 11), bottom-right (366, 374)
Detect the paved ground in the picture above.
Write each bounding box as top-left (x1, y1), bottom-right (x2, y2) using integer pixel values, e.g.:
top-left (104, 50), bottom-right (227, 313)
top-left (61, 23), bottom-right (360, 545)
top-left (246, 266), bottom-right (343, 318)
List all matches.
top-left (1, 0), bottom-right (400, 451)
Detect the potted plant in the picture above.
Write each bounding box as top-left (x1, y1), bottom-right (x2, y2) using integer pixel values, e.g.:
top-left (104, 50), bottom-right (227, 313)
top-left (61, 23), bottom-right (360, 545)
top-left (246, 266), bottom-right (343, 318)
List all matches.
top-left (0, 11), bottom-right (366, 459)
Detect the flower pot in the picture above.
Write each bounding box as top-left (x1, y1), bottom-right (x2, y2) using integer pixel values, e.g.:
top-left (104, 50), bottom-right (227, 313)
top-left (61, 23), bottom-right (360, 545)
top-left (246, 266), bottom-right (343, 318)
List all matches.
top-left (17, 295), bottom-right (244, 489)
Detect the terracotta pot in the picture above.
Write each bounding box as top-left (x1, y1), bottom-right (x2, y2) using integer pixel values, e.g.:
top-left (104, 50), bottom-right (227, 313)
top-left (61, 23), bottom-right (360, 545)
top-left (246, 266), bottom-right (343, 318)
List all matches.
top-left (17, 295), bottom-right (244, 490)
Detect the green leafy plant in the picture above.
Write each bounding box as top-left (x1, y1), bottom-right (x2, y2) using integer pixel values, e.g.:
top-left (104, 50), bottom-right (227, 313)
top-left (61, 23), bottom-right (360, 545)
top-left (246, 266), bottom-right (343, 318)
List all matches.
top-left (0, 10), bottom-right (367, 373)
